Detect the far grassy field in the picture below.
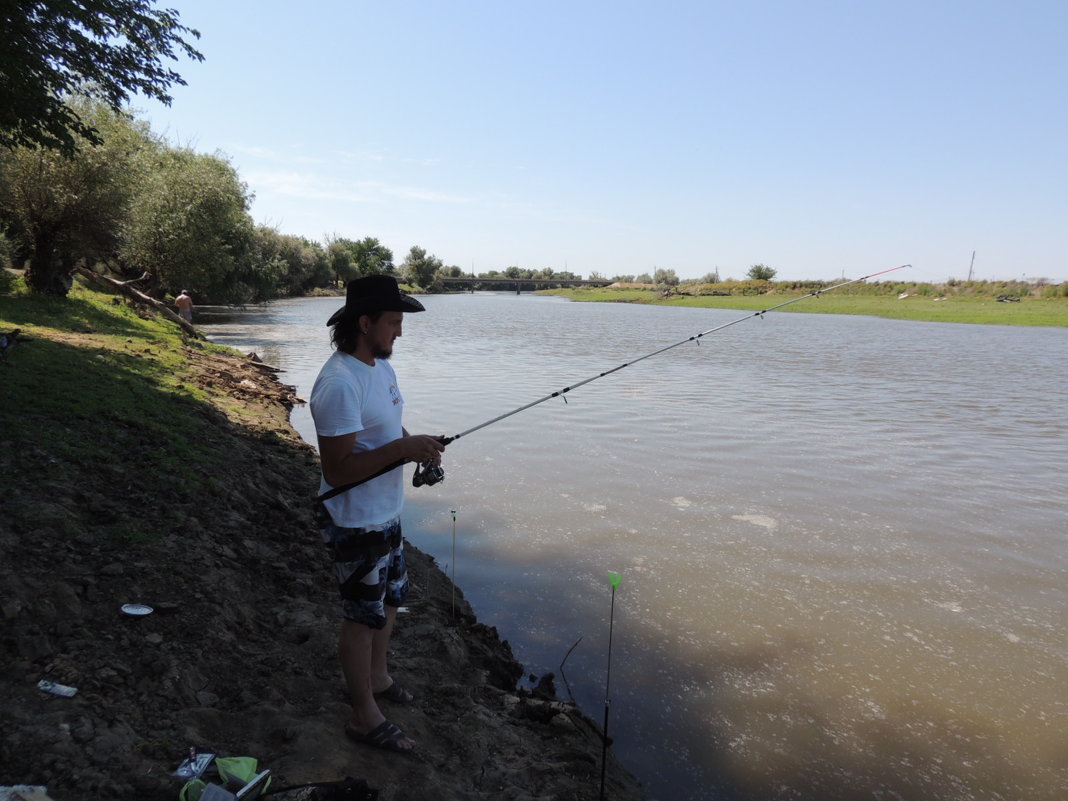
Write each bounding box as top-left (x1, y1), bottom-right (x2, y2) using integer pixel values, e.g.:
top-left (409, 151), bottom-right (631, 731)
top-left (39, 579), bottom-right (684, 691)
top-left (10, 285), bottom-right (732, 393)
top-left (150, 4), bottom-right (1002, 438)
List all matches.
top-left (544, 287), bottom-right (1068, 327)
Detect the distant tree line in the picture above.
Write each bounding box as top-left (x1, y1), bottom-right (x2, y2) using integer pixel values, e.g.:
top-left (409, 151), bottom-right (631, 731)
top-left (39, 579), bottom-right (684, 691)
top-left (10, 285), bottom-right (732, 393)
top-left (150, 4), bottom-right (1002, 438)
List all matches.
top-left (6, 7), bottom-right (1059, 306)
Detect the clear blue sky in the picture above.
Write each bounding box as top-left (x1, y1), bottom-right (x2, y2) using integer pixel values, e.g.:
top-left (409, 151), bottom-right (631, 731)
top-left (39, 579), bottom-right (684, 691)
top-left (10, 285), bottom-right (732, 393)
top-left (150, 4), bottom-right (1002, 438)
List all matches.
top-left (138, 0), bottom-right (1068, 283)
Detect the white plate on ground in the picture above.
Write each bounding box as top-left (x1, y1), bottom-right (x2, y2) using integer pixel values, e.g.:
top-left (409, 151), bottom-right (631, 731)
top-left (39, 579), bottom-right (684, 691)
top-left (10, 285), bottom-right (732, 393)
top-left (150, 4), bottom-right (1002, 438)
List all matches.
top-left (120, 603), bottom-right (154, 616)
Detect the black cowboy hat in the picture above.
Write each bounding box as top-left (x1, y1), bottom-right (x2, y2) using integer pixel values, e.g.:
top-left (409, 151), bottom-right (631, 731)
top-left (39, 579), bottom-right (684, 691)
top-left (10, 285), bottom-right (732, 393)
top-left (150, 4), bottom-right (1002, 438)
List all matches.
top-left (326, 275), bottom-right (425, 325)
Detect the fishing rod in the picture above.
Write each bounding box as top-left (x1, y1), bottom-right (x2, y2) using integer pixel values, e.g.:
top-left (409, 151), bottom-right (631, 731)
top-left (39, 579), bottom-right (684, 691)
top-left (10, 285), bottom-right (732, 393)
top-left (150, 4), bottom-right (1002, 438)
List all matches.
top-left (317, 263), bottom-right (910, 499)
top-left (444, 264), bottom-right (909, 445)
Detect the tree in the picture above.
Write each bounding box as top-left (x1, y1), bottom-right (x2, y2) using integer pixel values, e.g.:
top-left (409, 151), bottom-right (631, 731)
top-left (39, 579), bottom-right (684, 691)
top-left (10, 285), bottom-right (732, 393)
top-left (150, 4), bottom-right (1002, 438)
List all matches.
top-left (251, 227), bottom-right (330, 296)
top-left (653, 267), bottom-right (679, 286)
top-left (325, 237), bottom-right (357, 285)
top-left (297, 236), bottom-right (332, 290)
top-left (320, 236), bottom-right (394, 283)
top-left (402, 245), bottom-right (442, 289)
top-left (1, 0), bottom-right (202, 155)
top-left (747, 263), bottom-right (776, 281)
top-left (0, 98), bottom-right (156, 294)
top-left (120, 147), bottom-right (257, 303)
top-left (350, 237), bottom-right (394, 277)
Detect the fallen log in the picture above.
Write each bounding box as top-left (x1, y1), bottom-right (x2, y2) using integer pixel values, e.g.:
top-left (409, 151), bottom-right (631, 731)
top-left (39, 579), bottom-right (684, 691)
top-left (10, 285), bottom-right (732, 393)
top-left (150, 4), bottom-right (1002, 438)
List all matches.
top-left (74, 267), bottom-right (203, 339)
top-left (246, 352), bottom-right (283, 372)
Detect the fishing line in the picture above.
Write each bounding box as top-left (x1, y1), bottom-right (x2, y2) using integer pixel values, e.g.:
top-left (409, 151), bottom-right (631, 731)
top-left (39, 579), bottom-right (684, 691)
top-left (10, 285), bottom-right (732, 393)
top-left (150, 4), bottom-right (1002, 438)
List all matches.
top-left (445, 263), bottom-right (908, 444)
top-left (317, 264), bottom-right (909, 498)
top-left (450, 509), bottom-right (458, 618)
top-left (599, 571), bottom-right (622, 801)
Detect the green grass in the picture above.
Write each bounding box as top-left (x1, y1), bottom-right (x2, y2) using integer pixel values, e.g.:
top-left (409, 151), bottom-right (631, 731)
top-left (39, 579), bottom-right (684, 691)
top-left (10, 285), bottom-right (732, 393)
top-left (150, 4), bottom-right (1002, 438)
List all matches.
top-left (543, 287), bottom-right (1068, 327)
top-left (0, 280), bottom-right (243, 542)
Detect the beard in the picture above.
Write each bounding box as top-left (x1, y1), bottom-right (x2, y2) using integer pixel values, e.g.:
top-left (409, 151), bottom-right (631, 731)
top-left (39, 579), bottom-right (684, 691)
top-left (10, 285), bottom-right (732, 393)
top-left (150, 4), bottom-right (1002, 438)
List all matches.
top-left (370, 343), bottom-right (392, 360)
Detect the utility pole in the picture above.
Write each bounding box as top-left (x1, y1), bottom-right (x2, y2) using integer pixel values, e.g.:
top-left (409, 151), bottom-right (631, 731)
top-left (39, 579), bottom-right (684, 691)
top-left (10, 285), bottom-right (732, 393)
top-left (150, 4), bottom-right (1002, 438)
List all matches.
top-left (968, 250), bottom-right (975, 282)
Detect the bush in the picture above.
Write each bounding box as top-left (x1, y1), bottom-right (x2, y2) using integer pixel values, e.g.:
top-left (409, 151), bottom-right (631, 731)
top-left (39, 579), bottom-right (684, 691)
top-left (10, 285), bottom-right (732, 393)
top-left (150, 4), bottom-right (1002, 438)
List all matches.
top-left (687, 279), bottom-right (769, 296)
top-left (747, 264), bottom-right (777, 281)
top-left (653, 268), bottom-right (679, 286)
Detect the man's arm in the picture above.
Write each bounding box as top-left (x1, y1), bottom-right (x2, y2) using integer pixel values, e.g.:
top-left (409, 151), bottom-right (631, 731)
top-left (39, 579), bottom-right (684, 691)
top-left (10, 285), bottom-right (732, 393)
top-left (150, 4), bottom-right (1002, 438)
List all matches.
top-left (318, 431), bottom-right (445, 488)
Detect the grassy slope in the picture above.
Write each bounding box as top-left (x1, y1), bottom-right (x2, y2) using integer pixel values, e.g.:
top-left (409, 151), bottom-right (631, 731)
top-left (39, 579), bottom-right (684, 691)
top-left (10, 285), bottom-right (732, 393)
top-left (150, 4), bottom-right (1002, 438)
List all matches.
top-left (543, 287), bottom-right (1068, 327)
top-left (0, 280), bottom-right (306, 544)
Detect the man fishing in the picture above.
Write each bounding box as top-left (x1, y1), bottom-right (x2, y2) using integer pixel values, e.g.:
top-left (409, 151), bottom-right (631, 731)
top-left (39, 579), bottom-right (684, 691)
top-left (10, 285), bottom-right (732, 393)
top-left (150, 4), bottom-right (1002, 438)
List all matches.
top-left (310, 274), bottom-right (445, 753)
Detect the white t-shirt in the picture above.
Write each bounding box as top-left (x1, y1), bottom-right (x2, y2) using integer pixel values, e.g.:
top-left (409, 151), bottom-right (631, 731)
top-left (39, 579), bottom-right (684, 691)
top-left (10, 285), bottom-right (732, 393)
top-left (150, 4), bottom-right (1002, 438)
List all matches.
top-left (310, 350), bottom-right (405, 528)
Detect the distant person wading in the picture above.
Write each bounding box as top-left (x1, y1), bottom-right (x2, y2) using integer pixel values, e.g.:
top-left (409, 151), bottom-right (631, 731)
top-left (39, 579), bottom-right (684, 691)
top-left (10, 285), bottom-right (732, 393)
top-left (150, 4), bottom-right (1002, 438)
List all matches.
top-left (175, 290), bottom-right (194, 322)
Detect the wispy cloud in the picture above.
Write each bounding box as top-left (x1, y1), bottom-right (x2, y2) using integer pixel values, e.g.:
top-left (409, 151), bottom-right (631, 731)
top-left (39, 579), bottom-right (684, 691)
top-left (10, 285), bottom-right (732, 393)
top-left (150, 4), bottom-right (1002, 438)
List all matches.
top-left (234, 142), bottom-right (439, 169)
top-left (375, 181), bottom-right (469, 203)
top-left (336, 149), bottom-right (386, 164)
top-left (245, 169), bottom-right (473, 206)
top-left (229, 144), bottom-right (281, 160)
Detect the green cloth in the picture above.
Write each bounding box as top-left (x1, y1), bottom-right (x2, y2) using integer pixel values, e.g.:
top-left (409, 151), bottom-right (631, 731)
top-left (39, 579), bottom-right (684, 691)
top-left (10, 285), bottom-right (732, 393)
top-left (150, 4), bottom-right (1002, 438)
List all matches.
top-left (178, 779), bottom-right (205, 801)
top-left (214, 757), bottom-right (259, 786)
top-left (215, 757), bottom-right (270, 798)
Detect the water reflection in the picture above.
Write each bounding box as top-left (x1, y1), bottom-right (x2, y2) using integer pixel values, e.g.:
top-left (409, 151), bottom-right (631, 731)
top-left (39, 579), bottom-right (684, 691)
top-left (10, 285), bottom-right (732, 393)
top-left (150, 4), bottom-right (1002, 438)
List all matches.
top-left (201, 294), bottom-right (1068, 801)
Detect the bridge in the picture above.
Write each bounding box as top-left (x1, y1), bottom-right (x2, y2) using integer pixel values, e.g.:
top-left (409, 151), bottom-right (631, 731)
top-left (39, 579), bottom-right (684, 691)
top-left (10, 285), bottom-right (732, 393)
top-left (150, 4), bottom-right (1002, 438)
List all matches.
top-left (438, 276), bottom-right (613, 293)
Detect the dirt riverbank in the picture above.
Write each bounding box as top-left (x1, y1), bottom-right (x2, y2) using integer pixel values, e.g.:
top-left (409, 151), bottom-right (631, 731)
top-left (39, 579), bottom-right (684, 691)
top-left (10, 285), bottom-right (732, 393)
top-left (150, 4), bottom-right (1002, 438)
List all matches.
top-left (0, 293), bottom-right (645, 801)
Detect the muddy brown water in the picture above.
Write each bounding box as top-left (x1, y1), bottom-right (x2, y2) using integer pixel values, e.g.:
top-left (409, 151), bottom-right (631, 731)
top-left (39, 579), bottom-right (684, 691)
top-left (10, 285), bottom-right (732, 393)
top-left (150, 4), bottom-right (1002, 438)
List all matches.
top-left (199, 293), bottom-right (1068, 801)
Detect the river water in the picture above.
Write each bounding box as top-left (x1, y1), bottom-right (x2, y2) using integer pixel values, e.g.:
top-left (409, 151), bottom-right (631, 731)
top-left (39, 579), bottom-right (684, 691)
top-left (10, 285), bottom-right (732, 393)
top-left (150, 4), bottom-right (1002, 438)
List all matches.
top-left (198, 294), bottom-right (1068, 801)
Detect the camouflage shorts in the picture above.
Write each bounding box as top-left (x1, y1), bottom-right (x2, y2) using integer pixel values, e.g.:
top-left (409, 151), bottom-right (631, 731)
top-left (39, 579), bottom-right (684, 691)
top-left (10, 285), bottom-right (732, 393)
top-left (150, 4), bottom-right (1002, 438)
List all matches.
top-left (320, 516), bottom-right (409, 629)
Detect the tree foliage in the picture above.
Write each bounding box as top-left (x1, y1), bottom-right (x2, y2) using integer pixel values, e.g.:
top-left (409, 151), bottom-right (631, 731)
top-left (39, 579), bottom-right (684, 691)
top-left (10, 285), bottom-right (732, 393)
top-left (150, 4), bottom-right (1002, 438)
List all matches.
top-left (653, 267), bottom-right (679, 286)
top-left (747, 263), bottom-right (777, 281)
top-left (325, 237), bottom-right (356, 285)
top-left (252, 229), bottom-right (331, 297)
top-left (402, 245), bottom-right (443, 289)
top-left (0, 95), bottom-right (410, 303)
top-left (121, 147), bottom-right (258, 303)
top-left (350, 236), bottom-right (394, 277)
top-left (0, 99), bottom-right (157, 293)
top-left (0, 0), bottom-right (202, 155)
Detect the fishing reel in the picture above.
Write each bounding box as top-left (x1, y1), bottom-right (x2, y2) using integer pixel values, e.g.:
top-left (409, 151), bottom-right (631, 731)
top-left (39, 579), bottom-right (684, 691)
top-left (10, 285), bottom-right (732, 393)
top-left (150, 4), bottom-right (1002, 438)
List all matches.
top-left (412, 460), bottom-right (445, 487)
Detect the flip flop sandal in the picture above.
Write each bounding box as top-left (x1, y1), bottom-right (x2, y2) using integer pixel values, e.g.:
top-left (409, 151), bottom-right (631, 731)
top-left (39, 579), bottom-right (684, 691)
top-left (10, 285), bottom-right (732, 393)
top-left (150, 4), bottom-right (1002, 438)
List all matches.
top-left (344, 720), bottom-right (414, 753)
top-left (373, 681), bottom-right (414, 704)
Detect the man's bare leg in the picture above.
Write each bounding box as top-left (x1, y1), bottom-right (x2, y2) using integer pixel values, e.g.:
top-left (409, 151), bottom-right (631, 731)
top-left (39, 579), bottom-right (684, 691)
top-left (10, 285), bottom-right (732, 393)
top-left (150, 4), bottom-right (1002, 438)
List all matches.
top-left (370, 605), bottom-right (396, 693)
top-left (339, 617), bottom-right (414, 749)
top-left (369, 606), bottom-right (413, 700)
